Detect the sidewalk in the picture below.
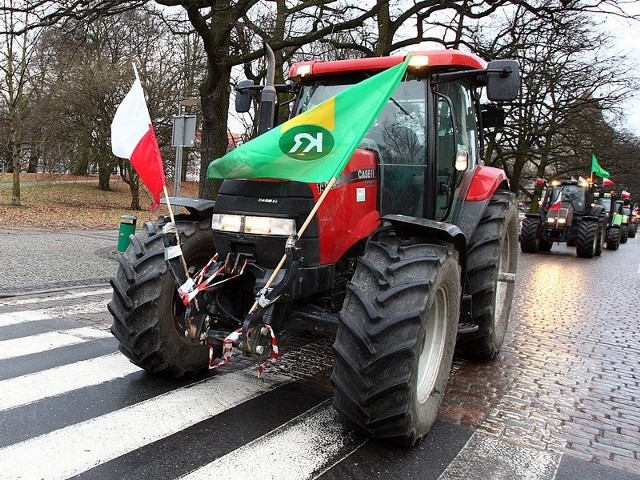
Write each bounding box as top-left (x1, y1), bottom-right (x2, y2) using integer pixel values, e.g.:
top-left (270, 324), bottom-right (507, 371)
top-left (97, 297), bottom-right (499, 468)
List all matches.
top-left (0, 229), bottom-right (119, 296)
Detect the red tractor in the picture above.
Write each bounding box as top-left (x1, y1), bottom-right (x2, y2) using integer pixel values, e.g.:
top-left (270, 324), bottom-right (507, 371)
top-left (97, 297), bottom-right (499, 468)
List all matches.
top-left (109, 48), bottom-right (520, 445)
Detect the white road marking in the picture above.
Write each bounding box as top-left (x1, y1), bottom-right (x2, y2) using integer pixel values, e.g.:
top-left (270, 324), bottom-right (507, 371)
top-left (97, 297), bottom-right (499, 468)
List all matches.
top-left (438, 431), bottom-right (560, 480)
top-left (0, 367), bottom-right (301, 479)
top-left (0, 288), bottom-right (112, 307)
top-left (0, 352), bottom-right (140, 411)
top-left (0, 301), bottom-right (108, 327)
top-left (0, 326), bottom-right (112, 360)
top-left (180, 401), bottom-right (363, 480)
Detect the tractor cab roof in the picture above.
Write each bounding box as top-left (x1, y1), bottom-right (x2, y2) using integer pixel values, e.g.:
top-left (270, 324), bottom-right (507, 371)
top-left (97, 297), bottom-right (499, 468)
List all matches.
top-left (288, 50), bottom-right (487, 82)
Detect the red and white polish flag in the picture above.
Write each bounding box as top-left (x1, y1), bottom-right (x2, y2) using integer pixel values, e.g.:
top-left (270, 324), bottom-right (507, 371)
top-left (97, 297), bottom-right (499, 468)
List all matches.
top-left (549, 192), bottom-right (562, 211)
top-left (111, 76), bottom-right (165, 210)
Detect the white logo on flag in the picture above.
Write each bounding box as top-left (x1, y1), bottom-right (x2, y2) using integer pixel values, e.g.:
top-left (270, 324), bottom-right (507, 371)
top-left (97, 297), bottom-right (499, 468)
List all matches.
top-left (289, 133), bottom-right (323, 154)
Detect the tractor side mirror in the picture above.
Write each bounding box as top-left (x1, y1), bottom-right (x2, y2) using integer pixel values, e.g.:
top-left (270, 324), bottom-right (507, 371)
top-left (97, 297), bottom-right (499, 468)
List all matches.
top-left (486, 60), bottom-right (520, 102)
top-left (235, 80), bottom-right (255, 113)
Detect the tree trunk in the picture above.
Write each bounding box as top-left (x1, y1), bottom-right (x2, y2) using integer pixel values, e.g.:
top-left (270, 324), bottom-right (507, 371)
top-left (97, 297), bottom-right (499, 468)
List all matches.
top-left (11, 140), bottom-right (20, 206)
top-left (98, 167), bottom-right (111, 191)
top-left (199, 61), bottom-right (231, 200)
top-left (129, 175), bottom-right (141, 210)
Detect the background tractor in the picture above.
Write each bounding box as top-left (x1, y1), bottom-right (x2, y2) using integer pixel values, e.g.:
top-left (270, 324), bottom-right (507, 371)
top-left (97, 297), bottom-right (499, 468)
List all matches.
top-left (520, 179), bottom-right (604, 258)
top-left (593, 191), bottom-right (622, 250)
top-left (109, 48), bottom-right (520, 446)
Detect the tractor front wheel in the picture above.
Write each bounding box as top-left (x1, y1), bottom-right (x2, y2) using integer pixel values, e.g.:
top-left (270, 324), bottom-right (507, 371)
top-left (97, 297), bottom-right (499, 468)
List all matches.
top-left (108, 218), bottom-right (217, 377)
top-left (332, 235), bottom-right (460, 445)
top-left (620, 224), bottom-right (629, 244)
top-left (576, 221), bottom-right (597, 258)
top-left (606, 226), bottom-right (620, 251)
top-left (519, 216), bottom-right (539, 253)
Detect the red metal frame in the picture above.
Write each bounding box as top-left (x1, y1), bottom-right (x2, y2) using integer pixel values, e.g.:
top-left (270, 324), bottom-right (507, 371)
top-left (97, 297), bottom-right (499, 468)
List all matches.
top-left (313, 149), bottom-right (380, 265)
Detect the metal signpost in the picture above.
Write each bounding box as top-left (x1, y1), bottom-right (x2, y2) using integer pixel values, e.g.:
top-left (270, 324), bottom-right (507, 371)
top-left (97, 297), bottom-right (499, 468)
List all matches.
top-left (171, 99), bottom-right (198, 196)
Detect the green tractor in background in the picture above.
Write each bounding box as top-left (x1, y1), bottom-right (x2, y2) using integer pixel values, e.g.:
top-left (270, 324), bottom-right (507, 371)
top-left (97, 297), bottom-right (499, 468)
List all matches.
top-left (520, 179), bottom-right (605, 258)
top-left (617, 191), bottom-right (634, 241)
top-left (593, 191), bottom-right (622, 250)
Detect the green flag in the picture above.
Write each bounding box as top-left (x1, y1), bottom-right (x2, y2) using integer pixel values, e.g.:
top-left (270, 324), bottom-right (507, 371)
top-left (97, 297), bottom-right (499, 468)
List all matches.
top-left (591, 154), bottom-right (610, 178)
top-left (207, 57), bottom-right (410, 183)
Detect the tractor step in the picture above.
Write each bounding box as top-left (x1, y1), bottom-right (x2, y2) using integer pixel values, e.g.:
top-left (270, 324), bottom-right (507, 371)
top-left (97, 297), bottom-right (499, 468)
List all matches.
top-left (457, 322), bottom-right (479, 334)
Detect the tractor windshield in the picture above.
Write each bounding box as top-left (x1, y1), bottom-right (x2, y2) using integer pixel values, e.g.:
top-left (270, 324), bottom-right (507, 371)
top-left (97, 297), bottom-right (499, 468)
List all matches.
top-left (594, 197), bottom-right (612, 213)
top-left (548, 184), bottom-right (587, 212)
top-left (295, 78), bottom-right (426, 215)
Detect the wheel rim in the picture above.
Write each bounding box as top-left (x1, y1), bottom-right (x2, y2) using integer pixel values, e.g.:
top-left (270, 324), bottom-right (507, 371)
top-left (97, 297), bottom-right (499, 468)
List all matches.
top-left (417, 286), bottom-right (448, 404)
top-left (494, 225), bottom-right (513, 341)
top-left (171, 251), bottom-right (213, 344)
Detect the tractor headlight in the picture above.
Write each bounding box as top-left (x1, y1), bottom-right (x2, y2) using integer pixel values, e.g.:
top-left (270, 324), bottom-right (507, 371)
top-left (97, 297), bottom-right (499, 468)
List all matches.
top-left (557, 217), bottom-right (566, 225)
top-left (212, 213), bottom-right (243, 232)
top-left (546, 217), bottom-right (556, 224)
top-left (212, 214), bottom-right (296, 236)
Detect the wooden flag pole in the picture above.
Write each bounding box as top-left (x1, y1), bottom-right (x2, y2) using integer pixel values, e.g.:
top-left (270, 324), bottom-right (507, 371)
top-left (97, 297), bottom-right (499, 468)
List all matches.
top-left (248, 176), bottom-right (337, 314)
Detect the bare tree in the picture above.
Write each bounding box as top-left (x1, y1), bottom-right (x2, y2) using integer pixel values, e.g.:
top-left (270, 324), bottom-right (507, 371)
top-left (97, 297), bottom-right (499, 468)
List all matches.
top-left (471, 5), bottom-right (637, 202)
top-left (0, 8), bottom-right (42, 206)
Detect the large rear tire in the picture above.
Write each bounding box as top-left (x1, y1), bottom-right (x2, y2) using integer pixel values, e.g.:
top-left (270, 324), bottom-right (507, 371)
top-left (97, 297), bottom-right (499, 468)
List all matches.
top-left (576, 221), bottom-right (597, 258)
top-left (332, 235), bottom-right (460, 445)
top-left (108, 218), bottom-right (217, 378)
top-left (456, 191), bottom-right (518, 360)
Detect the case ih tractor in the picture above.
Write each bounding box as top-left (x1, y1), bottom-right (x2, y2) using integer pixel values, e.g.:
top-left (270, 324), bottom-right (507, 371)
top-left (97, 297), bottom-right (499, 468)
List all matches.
top-left (520, 179), bottom-right (605, 258)
top-left (109, 49), bottom-right (520, 445)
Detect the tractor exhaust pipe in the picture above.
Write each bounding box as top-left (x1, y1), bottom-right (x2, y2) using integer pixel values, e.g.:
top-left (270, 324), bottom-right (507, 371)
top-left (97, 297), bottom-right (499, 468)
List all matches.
top-left (256, 43), bottom-right (277, 136)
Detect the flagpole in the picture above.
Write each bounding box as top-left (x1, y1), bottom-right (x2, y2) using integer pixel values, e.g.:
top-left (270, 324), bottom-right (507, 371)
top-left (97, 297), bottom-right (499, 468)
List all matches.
top-left (248, 176), bottom-right (337, 314)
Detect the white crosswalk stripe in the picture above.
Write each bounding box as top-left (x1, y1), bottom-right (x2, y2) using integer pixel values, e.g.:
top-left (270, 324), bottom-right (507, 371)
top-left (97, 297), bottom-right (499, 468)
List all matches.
top-left (0, 326), bottom-right (112, 360)
top-left (0, 352), bottom-right (141, 411)
top-left (180, 402), bottom-right (364, 480)
top-left (0, 301), bottom-right (108, 327)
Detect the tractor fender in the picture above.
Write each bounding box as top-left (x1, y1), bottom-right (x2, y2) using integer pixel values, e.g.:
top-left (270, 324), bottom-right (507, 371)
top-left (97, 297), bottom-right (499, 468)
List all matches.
top-left (381, 214), bottom-right (467, 283)
top-left (160, 197), bottom-right (216, 219)
top-left (465, 165), bottom-right (510, 202)
top-left (454, 165), bottom-right (510, 241)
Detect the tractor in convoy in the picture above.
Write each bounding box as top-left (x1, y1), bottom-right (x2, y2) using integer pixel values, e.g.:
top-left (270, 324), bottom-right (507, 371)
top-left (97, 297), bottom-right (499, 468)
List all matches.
top-left (626, 195), bottom-right (637, 238)
top-left (593, 190), bottom-right (622, 250)
top-left (109, 48), bottom-right (520, 445)
top-left (616, 192), bottom-right (632, 243)
top-left (520, 179), bottom-right (605, 258)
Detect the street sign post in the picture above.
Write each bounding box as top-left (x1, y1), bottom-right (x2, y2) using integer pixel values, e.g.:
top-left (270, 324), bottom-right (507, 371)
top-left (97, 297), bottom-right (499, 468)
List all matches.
top-left (171, 113), bottom-right (196, 196)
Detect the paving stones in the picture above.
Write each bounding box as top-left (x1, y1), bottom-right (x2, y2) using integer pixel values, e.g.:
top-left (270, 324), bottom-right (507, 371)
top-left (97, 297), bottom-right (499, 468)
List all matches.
top-left (0, 230), bottom-right (118, 295)
top-left (442, 242), bottom-right (640, 475)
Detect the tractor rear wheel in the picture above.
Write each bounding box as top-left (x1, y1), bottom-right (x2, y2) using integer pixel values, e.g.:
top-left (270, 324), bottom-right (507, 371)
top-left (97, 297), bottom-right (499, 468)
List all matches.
top-left (457, 191), bottom-right (518, 360)
top-left (576, 221), bottom-right (597, 258)
top-left (519, 216), bottom-right (540, 253)
top-left (332, 235), bottom-right (460, 445)
top-left (606, 226), bottom-right (620, 251)
top-left (628, 223), bottom-right (637, 238)
top-left (109, 218), bottom-right (217, 377)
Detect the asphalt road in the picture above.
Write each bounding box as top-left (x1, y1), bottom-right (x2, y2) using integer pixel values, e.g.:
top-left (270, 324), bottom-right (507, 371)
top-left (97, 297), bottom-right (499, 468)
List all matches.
top-left (0, 229), bottom-right (639, 479)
